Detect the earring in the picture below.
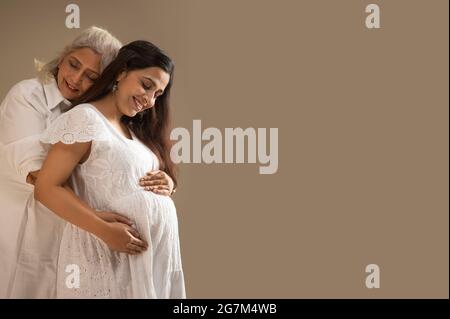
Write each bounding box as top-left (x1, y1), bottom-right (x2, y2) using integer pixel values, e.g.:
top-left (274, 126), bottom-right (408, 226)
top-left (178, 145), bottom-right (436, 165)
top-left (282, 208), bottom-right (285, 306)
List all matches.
top-left (112, 82), bottom-right (118, 92)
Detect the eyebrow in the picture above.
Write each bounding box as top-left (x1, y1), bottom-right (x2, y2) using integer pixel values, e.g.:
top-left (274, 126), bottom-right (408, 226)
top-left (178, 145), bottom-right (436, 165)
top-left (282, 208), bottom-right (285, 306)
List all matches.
top-left (69, 56), bottom-right (100, 76)
top-left (143, 76), bottom-right (165, 94)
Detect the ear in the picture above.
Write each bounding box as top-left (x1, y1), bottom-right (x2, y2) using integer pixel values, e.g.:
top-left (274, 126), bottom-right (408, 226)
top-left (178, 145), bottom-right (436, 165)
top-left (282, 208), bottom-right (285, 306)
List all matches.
top-left (116, 70), bottom-right (127, 82)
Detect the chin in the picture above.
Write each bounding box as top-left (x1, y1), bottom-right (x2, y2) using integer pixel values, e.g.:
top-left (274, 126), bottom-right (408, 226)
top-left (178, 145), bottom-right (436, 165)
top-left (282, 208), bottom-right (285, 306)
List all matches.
top-left (62, 91), bottom-right (76, 101)
top-left (60, 85), bottom-right (78, 101)
top-left (127, 106), bottom-right (141, 117)
top-left (122, 109), bottom-right (137, 118)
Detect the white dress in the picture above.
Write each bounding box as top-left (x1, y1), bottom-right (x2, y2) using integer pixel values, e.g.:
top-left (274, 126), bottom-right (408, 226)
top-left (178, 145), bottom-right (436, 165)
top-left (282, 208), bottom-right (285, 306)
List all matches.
top-left (40, 103), bottom-right (186, 299)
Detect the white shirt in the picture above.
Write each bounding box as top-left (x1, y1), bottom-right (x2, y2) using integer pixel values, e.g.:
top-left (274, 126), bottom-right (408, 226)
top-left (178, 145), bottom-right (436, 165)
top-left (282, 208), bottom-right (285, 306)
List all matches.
top-left (0, 77), bottom-right (70, 298)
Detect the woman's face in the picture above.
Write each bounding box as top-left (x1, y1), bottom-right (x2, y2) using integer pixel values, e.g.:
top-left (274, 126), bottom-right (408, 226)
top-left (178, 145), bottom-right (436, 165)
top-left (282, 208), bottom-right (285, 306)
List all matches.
top-left (114, 67), bottom-right (170, 117)
top-left (57, 47), bottom-right (101, 101)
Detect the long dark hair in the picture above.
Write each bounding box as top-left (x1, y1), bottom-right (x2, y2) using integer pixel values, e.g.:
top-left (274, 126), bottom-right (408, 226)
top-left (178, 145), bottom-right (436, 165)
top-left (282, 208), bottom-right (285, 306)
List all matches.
top-left (74, 40), bottom-right (177, 188)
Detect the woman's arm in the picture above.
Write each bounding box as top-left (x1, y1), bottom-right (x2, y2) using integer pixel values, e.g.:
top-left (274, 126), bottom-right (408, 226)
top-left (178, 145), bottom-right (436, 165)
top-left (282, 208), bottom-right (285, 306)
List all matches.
top-left (0, 81), bottom-right (49, 182)
top-left (34, 141), bottom-right (148, 254)
top-left (28, 170), bottom-right (134, 225)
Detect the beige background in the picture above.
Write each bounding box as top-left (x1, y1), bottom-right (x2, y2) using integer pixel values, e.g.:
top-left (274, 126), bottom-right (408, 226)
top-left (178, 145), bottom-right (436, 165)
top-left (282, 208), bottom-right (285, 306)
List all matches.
top-left (0, 0), bottom-right (448, 298)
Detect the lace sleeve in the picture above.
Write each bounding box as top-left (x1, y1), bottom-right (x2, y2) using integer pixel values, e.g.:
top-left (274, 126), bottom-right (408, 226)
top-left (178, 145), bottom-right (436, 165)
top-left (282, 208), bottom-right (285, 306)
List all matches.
top-left (40, 105), bottom-right (108, 145)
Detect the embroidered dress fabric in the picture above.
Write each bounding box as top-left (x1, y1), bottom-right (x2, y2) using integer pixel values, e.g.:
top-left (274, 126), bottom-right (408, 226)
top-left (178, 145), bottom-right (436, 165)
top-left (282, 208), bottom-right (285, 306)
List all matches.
top-left (40, 103), bottom-right (186, 299)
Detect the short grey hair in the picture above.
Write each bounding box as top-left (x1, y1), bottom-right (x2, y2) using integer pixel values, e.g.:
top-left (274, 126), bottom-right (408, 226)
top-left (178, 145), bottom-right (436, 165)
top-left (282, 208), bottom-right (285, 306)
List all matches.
top-left (37, 26), bottom-right (122, 83)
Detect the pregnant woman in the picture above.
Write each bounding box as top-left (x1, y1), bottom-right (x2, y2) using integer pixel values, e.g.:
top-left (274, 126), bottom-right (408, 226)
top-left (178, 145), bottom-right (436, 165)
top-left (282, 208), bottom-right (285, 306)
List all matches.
top-left (34, 40), bottom-right (185, 298)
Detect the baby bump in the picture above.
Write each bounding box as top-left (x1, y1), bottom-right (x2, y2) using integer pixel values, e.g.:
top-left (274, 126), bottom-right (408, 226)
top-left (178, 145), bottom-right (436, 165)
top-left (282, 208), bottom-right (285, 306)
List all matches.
top-left (57, 191), bottom-right (182, 297)
top-left (108, 190), bottom-right (179, 245)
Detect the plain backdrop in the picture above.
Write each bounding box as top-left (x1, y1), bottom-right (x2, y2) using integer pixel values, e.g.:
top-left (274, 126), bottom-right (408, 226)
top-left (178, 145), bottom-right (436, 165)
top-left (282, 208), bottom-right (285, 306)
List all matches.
top-left (0, 0), bottom-right (448, 298)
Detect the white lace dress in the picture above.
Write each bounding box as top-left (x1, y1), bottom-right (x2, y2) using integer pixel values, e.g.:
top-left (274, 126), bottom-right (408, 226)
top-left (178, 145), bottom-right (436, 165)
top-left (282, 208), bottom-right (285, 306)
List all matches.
top-left (40, 103), bottom-right (186, 299)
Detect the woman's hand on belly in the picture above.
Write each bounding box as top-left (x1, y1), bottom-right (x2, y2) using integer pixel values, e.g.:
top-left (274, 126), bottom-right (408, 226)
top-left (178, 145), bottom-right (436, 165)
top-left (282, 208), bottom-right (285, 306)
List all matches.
top-left (96, 211), bottom-right (134, 225)
top-left (139, 170), bottom-right (174, 196)
top-left (97, 215), bottom-right (149, 255)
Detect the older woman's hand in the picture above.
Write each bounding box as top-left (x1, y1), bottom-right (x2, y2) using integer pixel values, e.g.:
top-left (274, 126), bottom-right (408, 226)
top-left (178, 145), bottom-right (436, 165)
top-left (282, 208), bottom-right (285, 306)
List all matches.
top-left (26, 170), bottom-right (40, 185)
top-left (139, 170), bottom-right (175, 196)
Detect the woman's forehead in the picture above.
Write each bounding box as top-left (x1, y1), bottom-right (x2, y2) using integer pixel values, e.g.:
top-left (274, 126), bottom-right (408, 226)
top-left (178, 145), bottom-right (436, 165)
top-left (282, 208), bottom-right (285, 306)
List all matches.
top-left (67, 47), bottom-right (101, 73)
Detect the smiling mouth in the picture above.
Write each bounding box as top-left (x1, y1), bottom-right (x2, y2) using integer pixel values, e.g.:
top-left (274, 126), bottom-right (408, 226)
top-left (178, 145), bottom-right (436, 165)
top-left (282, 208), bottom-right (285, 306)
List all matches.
top-left (65, 80), bottom-right (79, 93)
top-left (133, 96), bottom-right (144, 112)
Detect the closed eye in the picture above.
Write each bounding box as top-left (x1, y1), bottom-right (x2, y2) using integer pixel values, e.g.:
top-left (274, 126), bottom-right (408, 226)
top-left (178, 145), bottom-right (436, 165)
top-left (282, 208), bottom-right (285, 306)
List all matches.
top-left (86, 74), bottom-right (98, 81)
top-left (142, 81), bottom-right (152, 90)
top-left (142, 77), bottom-right (165, 98)
top-left (69, 61), bottom-right (79, 69)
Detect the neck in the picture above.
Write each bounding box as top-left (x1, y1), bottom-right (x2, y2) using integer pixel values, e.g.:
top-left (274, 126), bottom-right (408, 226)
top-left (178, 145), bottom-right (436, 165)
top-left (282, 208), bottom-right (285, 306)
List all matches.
top-left (92, 93), bottom-right (123, 124)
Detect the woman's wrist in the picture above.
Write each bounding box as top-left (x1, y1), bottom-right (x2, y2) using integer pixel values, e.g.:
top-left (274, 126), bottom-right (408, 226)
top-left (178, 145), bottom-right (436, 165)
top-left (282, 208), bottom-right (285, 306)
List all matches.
top-left (91, 213), bottom-right (110, 240)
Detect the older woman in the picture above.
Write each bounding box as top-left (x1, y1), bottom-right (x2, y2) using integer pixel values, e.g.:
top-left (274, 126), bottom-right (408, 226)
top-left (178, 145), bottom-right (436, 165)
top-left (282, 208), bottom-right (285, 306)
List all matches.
top-left (0, 27), bottom-right (175, 298)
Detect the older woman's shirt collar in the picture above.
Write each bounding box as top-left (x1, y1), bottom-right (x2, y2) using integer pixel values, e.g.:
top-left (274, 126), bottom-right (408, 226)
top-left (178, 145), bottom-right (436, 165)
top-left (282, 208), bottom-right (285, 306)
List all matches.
top-left (42, 77), bottom-right (72, 111)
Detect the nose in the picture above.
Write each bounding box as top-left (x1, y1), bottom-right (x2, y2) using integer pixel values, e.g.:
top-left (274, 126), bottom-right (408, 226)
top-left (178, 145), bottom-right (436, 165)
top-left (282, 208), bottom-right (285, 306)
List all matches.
top-left (72, 70), bottom-right (83, 85)
top-left (150, 96), bottom-right (156, 108)
top-left (142, 94), bottom-right (156, 108)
